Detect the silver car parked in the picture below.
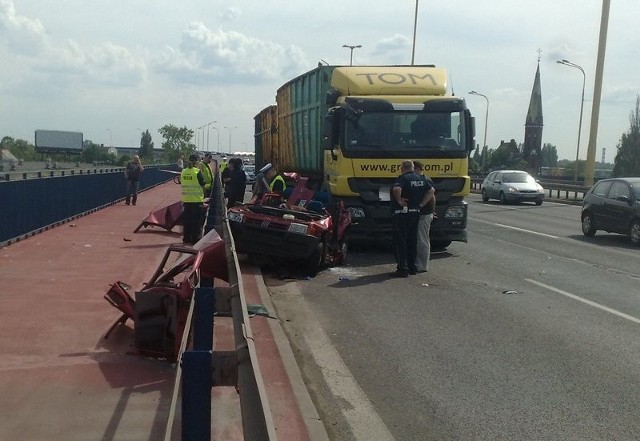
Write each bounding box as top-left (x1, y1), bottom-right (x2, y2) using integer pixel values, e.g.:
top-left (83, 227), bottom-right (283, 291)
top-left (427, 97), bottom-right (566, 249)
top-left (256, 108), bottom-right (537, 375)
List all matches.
top-left (481, 170), bottom-right (544, 205)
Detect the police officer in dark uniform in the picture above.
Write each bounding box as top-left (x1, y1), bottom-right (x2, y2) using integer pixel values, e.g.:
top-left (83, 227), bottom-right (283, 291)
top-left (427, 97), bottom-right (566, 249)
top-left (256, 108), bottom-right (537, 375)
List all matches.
top-left (389, 160), bottom-right (435, 277)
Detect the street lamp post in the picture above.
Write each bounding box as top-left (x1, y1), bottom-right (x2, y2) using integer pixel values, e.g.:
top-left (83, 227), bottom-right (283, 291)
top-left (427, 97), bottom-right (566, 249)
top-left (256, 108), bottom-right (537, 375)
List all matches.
top-left (106, 128), bottom-right (112, 147)
top-left (557, 59), bottom-right (586, 183)
top-left (205, 121), bottom-right (217, 152)
top-left (211, 126), bottom-right (220, 151)
top-left (224, 126), bottom-right (237, 154)
top-left (468, 91), bottom-right (489, 172)
top-left (411, 0), bottom-right (419, 65)
top-left (196, 124), bottom-right (207, 150)
top-left (342, 44), bottom-right (361, 66)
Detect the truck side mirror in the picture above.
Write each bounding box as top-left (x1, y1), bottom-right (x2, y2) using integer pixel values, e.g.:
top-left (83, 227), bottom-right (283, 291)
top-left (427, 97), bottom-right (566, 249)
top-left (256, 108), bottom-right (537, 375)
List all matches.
top-left (466, 111), bottom-right (476, 153)
top-left (322, 114), bottom-right (334, 148)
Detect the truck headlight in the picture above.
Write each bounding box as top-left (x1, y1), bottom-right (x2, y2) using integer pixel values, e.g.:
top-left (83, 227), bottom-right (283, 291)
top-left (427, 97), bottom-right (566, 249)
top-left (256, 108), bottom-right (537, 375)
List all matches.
top-left (288, 223), bottom-right (308, 234)
top-left (228, 212), bottom-right (243, 223)
top-left (347, 207), bottom-right (365, 218)
top-left (444, 206), bottom-right (466, 219)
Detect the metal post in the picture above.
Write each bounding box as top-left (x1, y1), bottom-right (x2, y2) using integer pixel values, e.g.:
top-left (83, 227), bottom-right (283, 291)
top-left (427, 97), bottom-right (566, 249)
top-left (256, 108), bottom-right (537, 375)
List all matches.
top-left (469, 91), bottom-right (489, 172)
top-left (181, 351), bottom-right (212, 441)
top-left (557, 59), bottom-right (586, 182)
top-left (585, 0), bottom-right (610, 187)
top-left (342, 44), bottom-right (361, 66)
top-left (411, 0), bottom-right (419, 65)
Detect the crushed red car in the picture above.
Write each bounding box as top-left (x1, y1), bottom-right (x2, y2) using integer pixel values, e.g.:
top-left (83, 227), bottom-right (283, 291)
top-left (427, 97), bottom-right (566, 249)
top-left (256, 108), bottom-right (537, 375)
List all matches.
top-left (227, 175), bottom-right (350, 276)
top-left (103, 228), bottom-right (228, 361)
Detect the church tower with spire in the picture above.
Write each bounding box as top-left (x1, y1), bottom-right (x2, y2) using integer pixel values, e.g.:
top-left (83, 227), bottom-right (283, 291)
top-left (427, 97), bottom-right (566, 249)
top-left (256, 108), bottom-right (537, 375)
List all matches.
top-left (523, 54), bottom-right (544, 173)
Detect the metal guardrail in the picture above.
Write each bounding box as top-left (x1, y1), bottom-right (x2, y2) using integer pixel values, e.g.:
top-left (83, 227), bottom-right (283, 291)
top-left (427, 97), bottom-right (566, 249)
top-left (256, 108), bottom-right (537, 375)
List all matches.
top-left (168, 173), bottom-right (277, 440)
top-left (470, 177), bottom-right (590, 203)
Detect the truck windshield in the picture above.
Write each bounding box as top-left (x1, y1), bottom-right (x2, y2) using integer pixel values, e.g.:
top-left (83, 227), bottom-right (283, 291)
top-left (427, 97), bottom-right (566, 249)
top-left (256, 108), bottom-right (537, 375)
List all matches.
top-left (344, 111), bottom-right (467, 153)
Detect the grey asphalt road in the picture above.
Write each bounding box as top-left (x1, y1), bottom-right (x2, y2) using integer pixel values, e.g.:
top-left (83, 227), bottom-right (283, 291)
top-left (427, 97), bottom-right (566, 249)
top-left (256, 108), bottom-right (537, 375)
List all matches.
top-left (265, 194), bottom-right (640, 441)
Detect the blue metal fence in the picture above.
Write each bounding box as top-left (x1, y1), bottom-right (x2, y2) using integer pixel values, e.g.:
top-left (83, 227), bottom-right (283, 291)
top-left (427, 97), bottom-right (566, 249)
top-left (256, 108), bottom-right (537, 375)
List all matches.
top-left (0, 165), bottom-right (178, 245)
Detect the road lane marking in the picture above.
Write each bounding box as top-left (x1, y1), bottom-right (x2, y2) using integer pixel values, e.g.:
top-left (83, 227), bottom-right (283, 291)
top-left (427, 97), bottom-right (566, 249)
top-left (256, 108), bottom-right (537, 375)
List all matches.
top-left (477, 219), bottom-right (559, 239)
top-left (305, 327), bottom-right (396, 441)
top-left (526, 279), bottom-right (640, 325)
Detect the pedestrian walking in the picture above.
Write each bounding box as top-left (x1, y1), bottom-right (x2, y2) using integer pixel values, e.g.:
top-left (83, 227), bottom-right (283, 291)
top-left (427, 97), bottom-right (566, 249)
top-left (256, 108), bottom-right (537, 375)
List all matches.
top-left (124, 155), bottom-right (144, 205)
top-left (413, 161), bottom-right (436, 273)
top-left (389, 160), bottom-right (435, 277)
top-left (180, 154), bottom-right (206, 245)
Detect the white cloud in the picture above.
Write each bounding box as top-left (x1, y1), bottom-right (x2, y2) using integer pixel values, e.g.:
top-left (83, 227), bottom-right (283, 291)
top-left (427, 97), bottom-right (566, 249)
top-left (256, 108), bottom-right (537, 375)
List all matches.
top-left (153, 21), bottom-right (308, 85)
top-left (0, 0), bottom-right (46, 55)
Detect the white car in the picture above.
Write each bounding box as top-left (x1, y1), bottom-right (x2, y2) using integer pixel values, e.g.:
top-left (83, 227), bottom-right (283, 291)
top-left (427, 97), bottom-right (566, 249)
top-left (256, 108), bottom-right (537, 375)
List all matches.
top-left (481, 170), bottom-right (544, 205)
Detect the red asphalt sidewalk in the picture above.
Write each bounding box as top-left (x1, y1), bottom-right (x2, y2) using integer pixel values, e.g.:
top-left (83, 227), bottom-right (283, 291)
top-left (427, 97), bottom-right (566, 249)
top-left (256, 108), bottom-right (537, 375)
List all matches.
top-left (0, 182), bottom-right (326, 440)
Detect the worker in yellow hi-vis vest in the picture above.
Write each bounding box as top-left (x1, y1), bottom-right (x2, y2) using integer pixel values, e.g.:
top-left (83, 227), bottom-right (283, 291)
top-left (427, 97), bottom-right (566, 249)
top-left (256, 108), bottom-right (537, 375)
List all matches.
top-left (199, 153), bottom-right (214, 198)
top-left (180, 154), bottom-right (206, 245)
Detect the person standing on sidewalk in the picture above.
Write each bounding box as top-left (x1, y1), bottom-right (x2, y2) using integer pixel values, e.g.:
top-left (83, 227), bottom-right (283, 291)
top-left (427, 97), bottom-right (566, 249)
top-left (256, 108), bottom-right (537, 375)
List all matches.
top-left (226, 157), bottom-right (247, 208)
top-left (389, 160), bottom-right (434, 277)
top-left (180, 154), bottom-right (206, 245)
top-left (124, 155), bottom-right (144, 205)
top-left (413, 161), bottom-right (436, 273)
top-left (199, 153), bottom-right (214, 198)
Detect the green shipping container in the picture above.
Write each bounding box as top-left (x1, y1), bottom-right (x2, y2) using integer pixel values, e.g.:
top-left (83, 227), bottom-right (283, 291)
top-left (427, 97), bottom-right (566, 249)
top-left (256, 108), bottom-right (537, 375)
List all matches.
top-left (275, 65), bottom-right (336, 175)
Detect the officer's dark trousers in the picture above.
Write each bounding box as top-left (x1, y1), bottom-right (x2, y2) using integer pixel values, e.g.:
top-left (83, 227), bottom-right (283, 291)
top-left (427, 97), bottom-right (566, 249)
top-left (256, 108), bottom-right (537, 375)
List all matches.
top-left (182, 202), bottom-right (203, 245)
top-left (392, 212), bottom-right (420, 273)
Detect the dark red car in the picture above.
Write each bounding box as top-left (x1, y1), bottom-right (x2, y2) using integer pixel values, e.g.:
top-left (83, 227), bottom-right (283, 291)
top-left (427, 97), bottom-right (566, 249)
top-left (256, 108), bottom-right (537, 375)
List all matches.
top-left (228, 176), bottom-right (350, 275)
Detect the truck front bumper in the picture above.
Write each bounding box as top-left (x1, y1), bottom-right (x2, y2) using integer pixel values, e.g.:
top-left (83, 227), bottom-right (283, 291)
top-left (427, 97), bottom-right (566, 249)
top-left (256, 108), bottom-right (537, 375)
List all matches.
top-left (342, 198), bottom-right (468, 243)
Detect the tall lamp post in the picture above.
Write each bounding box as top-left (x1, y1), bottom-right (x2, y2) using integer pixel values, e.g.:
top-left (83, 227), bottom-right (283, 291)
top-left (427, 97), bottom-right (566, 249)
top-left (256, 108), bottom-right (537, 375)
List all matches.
top-left (211, 126), bottom-right (220, 151)
top-left (106, 128), bottom-right (112, 147)
top-left (468, 91), bottom-right (489, 172)
top-left (224, 126), bottom-right (237, 154)
top-left (411, 0), bottom-right (419, 65)
top-left (342, 44), bottom-right (361, 66)
top-left (557, 59), bottom-right (586, 183)
top-left (205, 121), bottom-right (217, 152)
top-left (196, 124), bottom-right (207, 149)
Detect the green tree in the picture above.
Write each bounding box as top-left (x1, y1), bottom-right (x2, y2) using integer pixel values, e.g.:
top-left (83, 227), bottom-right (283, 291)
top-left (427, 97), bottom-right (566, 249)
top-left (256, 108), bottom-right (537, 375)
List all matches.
top-left (1, 136), bottom-right (37, 161)
top-left (487, 139), bottom-right (526, 171)
top-left (138, 129), bottom-right (155, 161)
top-left (613, 95), bottom-right (640, 177)
top-left (81, 141), bottom-right (116, 164)
top-left (540, 143), bottom-right (558, 167)
top-left (159, 124), bottom-right (195, 162)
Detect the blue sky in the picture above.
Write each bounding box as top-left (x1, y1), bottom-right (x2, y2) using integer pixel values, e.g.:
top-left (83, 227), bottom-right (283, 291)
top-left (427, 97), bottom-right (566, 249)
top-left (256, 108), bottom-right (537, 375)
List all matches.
top-left (1, 0), bottom-right (638, 162)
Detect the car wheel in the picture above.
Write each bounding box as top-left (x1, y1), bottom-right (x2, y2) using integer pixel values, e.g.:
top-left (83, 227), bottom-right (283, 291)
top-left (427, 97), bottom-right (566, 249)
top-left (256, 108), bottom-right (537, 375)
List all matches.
top-left (630, 220), bottom-right (640, 246)
top-left (581, 212), bottom-right (597, 237)
top-left (430, 240), bottom-right (452, 251)
top-left (304, 242), bottom-right (324, 277)
top-left (500, 192), bottom-right (507, 204)
top-left (481, 189), bottom-right (489, 202)
top-left (535, 199), bottom-right (543, 206)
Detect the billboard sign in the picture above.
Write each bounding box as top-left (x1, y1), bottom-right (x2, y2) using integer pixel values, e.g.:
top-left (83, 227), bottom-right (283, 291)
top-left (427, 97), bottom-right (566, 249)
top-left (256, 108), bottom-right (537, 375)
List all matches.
top-left (35, 130), bottom-right (84, 154)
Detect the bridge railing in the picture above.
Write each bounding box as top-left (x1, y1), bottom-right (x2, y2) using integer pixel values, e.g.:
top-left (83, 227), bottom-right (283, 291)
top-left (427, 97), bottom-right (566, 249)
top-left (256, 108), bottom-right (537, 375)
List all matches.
top-left (470, 177), bottom-right (591, 203)
top-left (0, 165), bottom-right (177, 246)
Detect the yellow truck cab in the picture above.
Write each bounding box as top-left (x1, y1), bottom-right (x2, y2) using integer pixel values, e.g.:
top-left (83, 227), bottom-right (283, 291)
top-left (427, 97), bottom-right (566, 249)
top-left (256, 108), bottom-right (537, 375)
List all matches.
top-left (255, 65), bottom-right (475, 248)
